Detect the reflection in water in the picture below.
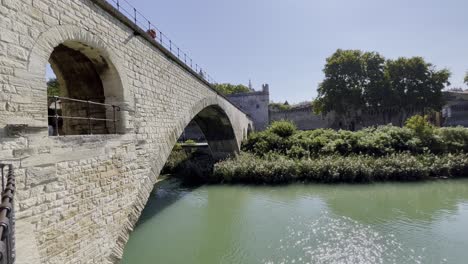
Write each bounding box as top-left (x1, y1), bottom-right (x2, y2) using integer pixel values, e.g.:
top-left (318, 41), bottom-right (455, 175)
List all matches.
top-left (122, 179), bottom-right (468, 264)
top-left (321, 181), bottom-right (468, 224)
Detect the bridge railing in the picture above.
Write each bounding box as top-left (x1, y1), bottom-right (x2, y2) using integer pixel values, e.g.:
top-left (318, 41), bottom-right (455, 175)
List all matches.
top-left (106, 0), bottom-right (216, 84)
top-left (0, 164), bottom-right (15, 264)
top-left (47, 96), bottom-right (121, 136)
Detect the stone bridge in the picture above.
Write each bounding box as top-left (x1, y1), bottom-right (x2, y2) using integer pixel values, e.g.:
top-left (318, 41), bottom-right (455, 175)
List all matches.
top-left (0, 0), bottom-right (253, 263)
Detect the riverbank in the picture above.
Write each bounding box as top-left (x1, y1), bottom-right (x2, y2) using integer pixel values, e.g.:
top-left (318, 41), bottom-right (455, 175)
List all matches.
top-left (212, 152), bottom-right (468, 184)
top-left (166, 119), bottom-right (468, 184)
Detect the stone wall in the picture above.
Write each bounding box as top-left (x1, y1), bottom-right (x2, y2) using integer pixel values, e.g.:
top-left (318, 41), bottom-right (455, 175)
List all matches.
top-left (227, 85), bottom-right (269, 131)
top-left (442, 91), bottom-right (468, 127)
top-left (269, 105), bottom-right (330, 130)
top-left (0, 0), bottom-right (252, 263)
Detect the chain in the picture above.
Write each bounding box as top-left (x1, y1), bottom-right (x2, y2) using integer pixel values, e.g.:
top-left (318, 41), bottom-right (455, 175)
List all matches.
top-left (0, 164), bottom-right (15, 264)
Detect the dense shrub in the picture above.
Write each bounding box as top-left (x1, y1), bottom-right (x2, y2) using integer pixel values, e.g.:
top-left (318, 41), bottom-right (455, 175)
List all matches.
top-left (212, 153), bottom-right (468, 184)
top-left (242, 124), bottom-right (468, 158)
top-left (405, 115), bottom-right (434, 139)
top-left (268, 120), bottom-right (297, 137)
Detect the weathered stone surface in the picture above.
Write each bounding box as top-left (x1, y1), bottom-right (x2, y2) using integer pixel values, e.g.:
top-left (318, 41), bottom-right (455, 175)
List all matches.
top-left (0, 0), bottom-right (253, 263)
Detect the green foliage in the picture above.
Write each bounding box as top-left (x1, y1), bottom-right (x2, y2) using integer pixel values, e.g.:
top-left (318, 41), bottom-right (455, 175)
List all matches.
top-left (269, 102), bottom-right (292, 111)
top-left (405, 115), bottom-right (434, 140)
top-left (267, 120), bottom-right (297, 138)
top-left (47, 78), bottom-right (60, 96)
top-left (212, 152), bottom-right (468, 184)
top-left (242, 130), bottom-right (290, 156)
top-left (162, 146), bottom-right (214, 183)
top-left (385, 57), bottom-right (450, 111)
top-left (162, 147), bottom-right (190, 174)
top-left (315, 49), bottom-right (386, 115)
top-left (184, 139), bottom-right (197, 145)
top-left (212, 83), bottom-right (250, 95)
top-left (314, 49), bottom-right (451, 124)
top-left (464, 72), bottom-right (468, 85)
top-left (242, 124), bottom-right (468, 158)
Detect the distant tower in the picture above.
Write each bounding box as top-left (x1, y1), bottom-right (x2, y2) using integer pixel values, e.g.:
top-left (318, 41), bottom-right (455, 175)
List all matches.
top-left (248, 79), bottom-right (253, 91)
top-left (262, 83), bottom-right (269, 93)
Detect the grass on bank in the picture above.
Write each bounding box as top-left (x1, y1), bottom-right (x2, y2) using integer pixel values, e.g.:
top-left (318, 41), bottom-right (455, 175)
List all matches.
top-left (212, 152), bottom-right (468, 184)
top-left (212, 117), bottom-right (468, 184)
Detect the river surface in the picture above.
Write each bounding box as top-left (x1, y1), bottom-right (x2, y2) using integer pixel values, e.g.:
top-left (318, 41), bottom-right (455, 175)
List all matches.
top-left (121, 179), bottom-right (468, 264)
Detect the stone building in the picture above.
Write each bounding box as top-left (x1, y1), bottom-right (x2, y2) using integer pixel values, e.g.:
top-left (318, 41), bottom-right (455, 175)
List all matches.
top-left (226, 84), bottom-right (270, 131)
top-left (442, 91), bottom-right (468, 127)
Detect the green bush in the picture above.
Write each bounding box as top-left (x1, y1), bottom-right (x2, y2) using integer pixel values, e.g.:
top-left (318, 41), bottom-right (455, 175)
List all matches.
top-left (267, 120), bottom-right (297, 138)
top-left (242, 124), bottom-right (468, 157)
top-left (184, 139), bottom-right (197, 145)
top-left (405, 115), bottom-right (434, 140)
top-left (212, 152), bottom-right (468, 184)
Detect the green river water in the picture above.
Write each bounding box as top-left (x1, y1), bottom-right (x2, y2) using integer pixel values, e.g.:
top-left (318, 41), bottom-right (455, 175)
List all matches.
top-left (121, 179), bottom-right (468, 264)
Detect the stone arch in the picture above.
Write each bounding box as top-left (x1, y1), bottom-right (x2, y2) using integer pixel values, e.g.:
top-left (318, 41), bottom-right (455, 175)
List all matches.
top-left (110, 96), bottom-right (241, 262)
top-left (27, 24), bottom-right (133, 134)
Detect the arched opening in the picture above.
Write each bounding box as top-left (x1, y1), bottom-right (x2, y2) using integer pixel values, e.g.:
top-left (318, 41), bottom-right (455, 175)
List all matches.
top-left (121, 104), bottom-right (240, 261)
top-left (162, 104), bottom-right (239, 182)
top-left (46, 41), bottom-right (124, 136)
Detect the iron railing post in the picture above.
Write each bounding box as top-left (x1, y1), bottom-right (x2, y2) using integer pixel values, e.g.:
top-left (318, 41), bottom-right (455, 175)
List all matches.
top-left (54, 96), bottom-right (59, 136)
top-left (0, 164), bottom-right (4, 192)
top-left (112, 105), bottom-right (117, 134)
top-left (133, 8), bottom-right (137, 24)
top-left (87, 100), bottom-right (92, 135)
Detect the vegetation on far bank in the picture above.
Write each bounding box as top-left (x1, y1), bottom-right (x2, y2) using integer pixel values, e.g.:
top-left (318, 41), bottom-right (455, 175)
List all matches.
top-left (242, 118), bottom-right (468, 158)
top-left (212, 83), bottom-right (251, 95)
top-left (212, 152), bottom-right (468, 184)
top-left (163, 117), bottom-right (468, 185)
top-left (212, 118), bottom-right (468, 184)
top-left (313, 49), bottom-right (451, 127)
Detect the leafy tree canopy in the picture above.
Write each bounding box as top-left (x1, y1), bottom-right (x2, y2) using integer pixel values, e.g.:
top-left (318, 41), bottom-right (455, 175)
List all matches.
top-left (314, 49), bottom-right (386, 115)
top-left (464, 72), bottom-right (468, 85)
top-left (386, 57), bottom-right (450, 111)
top-left (269, 102), bottom-right (292, 111)
top-left (314, 49), bottom-right (451, 117)
top-left (47, 78), bottom-right (60, 96)
top-left (212, 83), bottom-right (250, 95)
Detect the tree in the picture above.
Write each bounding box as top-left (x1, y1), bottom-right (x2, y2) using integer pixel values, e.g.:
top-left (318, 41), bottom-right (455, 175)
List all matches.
top-left (47, 78), bottom-right (60, 96)
top-left (314, 49), bottom-right (451, 128)
top-left (464, 72), bottom-right (468, 85)
top-left (212, 83), bottom-right (250, 95)
top-left (385, 57), bottom-right (450, 124)
top-left (314, 49), bottom-right (386, 128)
top-left (269, 102), bottom-right (291, 111)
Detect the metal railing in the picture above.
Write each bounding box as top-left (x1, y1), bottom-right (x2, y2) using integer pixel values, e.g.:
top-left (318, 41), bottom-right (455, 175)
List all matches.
top-left (0, 164), bottom-right (15, 264)
top-left (47, 96), bottom-right (121, 136)
top-left (106, 0), bottom-right (216, 84)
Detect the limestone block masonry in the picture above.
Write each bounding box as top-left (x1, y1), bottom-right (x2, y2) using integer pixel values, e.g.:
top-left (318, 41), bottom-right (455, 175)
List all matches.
top-left (0, 0), bottom-right (252, 263)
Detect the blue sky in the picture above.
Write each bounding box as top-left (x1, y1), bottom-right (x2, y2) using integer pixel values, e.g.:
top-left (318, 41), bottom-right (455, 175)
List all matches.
top-left (49, 0), bottom-right (468, 103)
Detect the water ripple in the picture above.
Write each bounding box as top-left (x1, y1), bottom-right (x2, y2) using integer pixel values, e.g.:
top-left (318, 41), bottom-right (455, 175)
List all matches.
top-left (263, 212), bottom-right (446, 264)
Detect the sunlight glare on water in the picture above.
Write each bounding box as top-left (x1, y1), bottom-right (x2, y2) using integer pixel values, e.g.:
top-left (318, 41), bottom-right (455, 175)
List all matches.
top-left (263, 213), bottom-right (431, 264)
